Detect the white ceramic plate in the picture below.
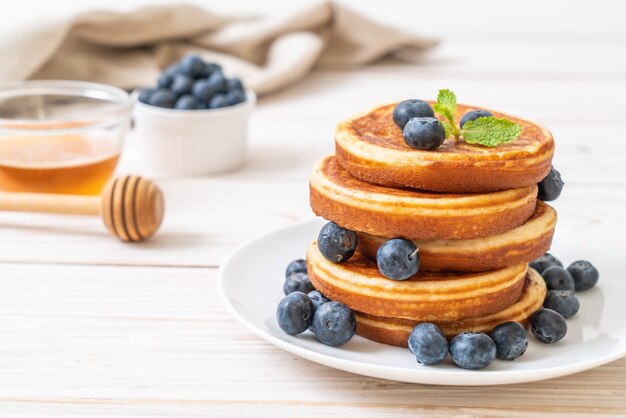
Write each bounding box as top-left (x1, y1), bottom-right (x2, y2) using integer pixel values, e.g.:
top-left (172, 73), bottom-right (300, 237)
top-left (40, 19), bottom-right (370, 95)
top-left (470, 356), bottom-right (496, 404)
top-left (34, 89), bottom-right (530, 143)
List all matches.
top-left (218, 219), bottom-right (626, 386)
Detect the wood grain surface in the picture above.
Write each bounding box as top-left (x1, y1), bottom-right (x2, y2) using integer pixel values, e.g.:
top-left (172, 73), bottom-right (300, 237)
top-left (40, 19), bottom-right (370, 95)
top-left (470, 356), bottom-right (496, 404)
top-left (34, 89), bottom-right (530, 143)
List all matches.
top-left (0, 0), bottom-right (625, 416)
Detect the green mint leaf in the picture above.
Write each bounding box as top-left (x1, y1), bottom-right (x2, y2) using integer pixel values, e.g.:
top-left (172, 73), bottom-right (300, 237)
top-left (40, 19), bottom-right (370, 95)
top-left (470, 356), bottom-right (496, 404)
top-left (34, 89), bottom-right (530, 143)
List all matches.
top-left (461, 117), bottom-right (522, 147)
top-left (433, 89), bottom-right (459, 138)
top-left (440, 119), bottom-right (456, 139)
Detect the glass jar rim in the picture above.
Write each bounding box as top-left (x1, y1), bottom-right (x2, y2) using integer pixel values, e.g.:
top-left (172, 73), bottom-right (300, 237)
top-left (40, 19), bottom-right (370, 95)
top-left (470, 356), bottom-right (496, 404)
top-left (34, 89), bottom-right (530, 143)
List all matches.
top-left (0, 80), bottom-right (131, 136)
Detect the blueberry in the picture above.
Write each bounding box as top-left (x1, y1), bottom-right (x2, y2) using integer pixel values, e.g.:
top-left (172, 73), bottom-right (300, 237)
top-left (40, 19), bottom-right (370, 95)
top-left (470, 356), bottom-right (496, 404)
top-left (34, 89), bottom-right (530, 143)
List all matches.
top-left (544, 290), bottom-right (580, 319)
top-left (541, 266), bottom-right (575, 291)
top-left (449, 332), bottom-right (497, 370)
top-left (376, 238), bottom-right (419, 280)
top-left (224, 77), bottom-right (245, 93)
top-left (530, 308), bottom-right (567, 343)
top-left (538, 167), bottom-right (564, 201)
top-left (285, 259), bottom-right (307, 278)
top-left (179, 54), bottom-right (208, 78)
top-left (192, 79), bottom-right (218, 101)
top-left (317, 221), bottom-right (357, 264)
top-left (137, 87), bottom-right (155, 104)
top-left (490, 322), bottom-right (528, 360)
top-left (276, 292), bottom-right (314, 335)
top-left (403, 117), bottom-right (446, 150)
top-left (307, 290), bottom-right (330, 312)
top-left (163, 63), bottom-right (182, 77)
top-left (148, 89), bottom-right (177, 108)
top-left (225, 90), bottom-right (246, 106)
top-left (283, 272), bottom-right (314, 295)
top-left (312, 301), bottom-right (356, 347)
top-left (407, 323), bottom-right (448, 365)
top-left (529, 253), bottom-right (563, 274)
top-left (157, 73), bottom-right (174, 89)
top-left (392, 99), bottom-right (435, 129)
top-left (567, 260), bottom-right (599, 291)
top-left (170, 74), bottom-right (194, 96)
top-left (208, 69), bottom-right (227, 91)
top-left (174, 95), bottom-right (198, 110)
top-left (459, 109), bottom-right (494, 128)
top-left (209, 94), bottom-right (229, 109)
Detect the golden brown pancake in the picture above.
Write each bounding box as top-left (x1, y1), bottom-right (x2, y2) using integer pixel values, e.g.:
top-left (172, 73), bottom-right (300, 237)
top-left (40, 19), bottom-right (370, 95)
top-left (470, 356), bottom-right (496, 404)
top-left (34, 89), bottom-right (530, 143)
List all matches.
top-left (357, 201), bottom-right (556, 272)
top-left (310, 155), bottom-right (538, 240)
top-left (355, 269), bottom-right (546, 347)
top-left (335, 102), bottom-right (554, 193)
top-left (307, 241), bottom-right (528, 322)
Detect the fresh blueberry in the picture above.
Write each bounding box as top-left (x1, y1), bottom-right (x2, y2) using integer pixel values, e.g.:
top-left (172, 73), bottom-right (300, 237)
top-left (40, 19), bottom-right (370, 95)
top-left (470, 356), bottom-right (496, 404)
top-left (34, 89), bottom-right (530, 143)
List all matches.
top-left (530, 308), bottom-right (567, 343)
top-left (157, 73), bottom-right (174, 89)
top-left (163, 63), bottom-right (182, 77)
top-left (174, 95), bottom-right (198, 110)
top-left (407, 323), bottom-right (448, 365)
top-left (541, 266), bottom-right (575, 291)
top-left (317, 221), bottom-right (357, 264)
top-left (529, 253), bottom-right (563, 274)
top-left (459, 109), bottom-right (494, 128)
top-left (137, 87), bottom-right (155, 104)
top-left (209, 94), bottom-right (229, 109)
top-left (307, 290), bottom-right (330, 312)
top-left (490, 322), bottom-right (528, 360)
top-left (147, 89), bottom-right (177, 108)
top-left (208, 69), bottom-right (227, 91)
top-left (192, 79), bottom-right (218, 101)
top-left (276, 291), bottom-right (314, 335)
top-left (544, 290), bottom-right (580, 319)
top-left (392, 99), bottom-right (435, 129)
top-left (179, 54), bottom-right (208, 78)
top-left (285, 259), bottom-right (307, 278)
top-left (538, 167), bottom-right (564, 201)
top-left (170, 74), bottom-right (194, 96)
top-left (224, 77), bottom-right (245, 93)
top-left (225, 89), bottom-right (246, 106)
top-left (449, 332), bottom-right (497, 370)
top-left (567, 260), bottom-right (599, 291)
top-left (312, 301), bottom-right (356, 347)
top-left (376, 238), bottom-right (419, 280)
top-left (403, 117), bottom-right (446, 150)
top-left (283, 272), bottom-right (314, 295)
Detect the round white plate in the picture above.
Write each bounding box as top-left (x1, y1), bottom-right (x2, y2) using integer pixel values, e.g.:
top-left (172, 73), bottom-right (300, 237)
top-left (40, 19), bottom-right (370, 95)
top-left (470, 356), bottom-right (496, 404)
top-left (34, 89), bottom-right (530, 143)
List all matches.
top-left (217, 219), bottom-right (626, 386)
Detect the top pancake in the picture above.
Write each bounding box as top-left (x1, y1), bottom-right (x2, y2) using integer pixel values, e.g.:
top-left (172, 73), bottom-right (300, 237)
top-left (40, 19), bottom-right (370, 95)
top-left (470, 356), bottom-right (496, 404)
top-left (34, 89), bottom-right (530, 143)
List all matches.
top-left (335, 102), bottom-right (555, 193)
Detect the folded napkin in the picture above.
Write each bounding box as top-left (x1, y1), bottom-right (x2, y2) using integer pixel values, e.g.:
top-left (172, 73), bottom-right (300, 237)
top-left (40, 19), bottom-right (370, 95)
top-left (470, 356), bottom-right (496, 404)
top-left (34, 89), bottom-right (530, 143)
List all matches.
top-left (0, 2), bottom-right (437, 95)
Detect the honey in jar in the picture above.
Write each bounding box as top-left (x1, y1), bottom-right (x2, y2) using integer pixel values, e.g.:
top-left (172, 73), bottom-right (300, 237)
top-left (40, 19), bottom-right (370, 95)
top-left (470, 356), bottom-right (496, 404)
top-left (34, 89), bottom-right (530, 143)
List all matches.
top-left (0, 133), bottom-right (121, 195)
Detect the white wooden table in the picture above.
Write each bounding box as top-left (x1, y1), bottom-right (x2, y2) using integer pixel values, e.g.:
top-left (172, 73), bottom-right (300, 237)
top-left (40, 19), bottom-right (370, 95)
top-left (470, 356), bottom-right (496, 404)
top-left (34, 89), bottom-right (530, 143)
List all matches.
top-left (1, 1), bottom-right (625, 416)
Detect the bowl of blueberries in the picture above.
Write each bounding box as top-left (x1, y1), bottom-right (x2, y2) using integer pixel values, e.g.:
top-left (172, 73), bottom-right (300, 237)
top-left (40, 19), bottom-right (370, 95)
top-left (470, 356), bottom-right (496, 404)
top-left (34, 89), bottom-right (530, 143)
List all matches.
top-left (134, 54), bottom-right (255, 175)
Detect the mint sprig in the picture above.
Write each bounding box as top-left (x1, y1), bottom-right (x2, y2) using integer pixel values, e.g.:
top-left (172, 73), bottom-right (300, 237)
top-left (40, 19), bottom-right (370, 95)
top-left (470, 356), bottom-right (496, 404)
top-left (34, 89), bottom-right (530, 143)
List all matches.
top-left (433, 89), bottom-right (522, 147)
top-left (433, 89), bottom-right (459, 139)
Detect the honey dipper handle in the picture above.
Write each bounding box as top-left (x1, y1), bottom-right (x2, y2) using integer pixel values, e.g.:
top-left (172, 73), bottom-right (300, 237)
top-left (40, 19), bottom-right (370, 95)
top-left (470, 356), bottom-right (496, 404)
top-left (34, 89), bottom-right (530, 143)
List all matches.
top-left (0, 191), bottom-right (101, 216)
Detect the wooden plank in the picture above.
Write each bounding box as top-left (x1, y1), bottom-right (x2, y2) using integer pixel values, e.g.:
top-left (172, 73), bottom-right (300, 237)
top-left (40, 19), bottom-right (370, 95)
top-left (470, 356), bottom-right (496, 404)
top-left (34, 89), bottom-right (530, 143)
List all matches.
top-left (0, 264), bottom-right (623, 417)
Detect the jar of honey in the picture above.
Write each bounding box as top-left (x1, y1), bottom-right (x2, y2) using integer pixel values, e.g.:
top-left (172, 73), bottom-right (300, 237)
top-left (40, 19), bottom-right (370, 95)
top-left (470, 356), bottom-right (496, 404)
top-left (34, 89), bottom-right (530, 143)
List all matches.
top-left (0, 81), bottom-right (131, 195)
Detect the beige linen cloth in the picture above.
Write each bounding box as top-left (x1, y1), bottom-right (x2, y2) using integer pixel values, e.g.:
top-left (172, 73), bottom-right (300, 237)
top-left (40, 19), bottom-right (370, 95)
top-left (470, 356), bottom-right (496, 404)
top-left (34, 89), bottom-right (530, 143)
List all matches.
top-left (0, 2), bottom-right (437, 95)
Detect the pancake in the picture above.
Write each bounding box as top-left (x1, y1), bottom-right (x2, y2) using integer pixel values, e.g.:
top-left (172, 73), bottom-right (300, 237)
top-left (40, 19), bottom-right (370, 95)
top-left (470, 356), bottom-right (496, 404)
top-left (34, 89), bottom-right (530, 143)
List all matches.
top-left (310, 155), bottom-right (538, 240)
top-left (357, 201), bottom-right (556, 272)
top-left (335, 102), bottom-right (554, 193)
top-left (307, 241), bottom-right (528, 322)
top-left (355, 269), bottom-right (547, 347)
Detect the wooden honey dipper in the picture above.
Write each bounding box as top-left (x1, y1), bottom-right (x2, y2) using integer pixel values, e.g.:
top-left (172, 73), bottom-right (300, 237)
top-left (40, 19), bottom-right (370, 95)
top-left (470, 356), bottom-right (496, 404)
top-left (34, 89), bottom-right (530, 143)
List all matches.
top-left (0, 175), bottom-right (164, 242)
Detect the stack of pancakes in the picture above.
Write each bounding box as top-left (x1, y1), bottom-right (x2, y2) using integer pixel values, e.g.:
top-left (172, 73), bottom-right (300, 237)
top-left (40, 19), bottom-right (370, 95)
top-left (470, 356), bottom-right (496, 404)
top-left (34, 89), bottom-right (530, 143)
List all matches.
top-left (307, 102), bottom-right (556, 347)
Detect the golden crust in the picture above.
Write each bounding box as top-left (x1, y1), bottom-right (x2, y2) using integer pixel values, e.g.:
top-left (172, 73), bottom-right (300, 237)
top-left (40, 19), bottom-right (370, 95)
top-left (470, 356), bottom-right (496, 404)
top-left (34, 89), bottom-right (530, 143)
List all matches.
top-left (310, 155), bottom-right (538, 240)
top-left (306, 241), bottom-right (527, 322)
top-left (357, 201), bottom-right (556, 272)
top-left (355, 269), bottom-right (547, 347)
top-left (335, 102), bottom-right (555, 193)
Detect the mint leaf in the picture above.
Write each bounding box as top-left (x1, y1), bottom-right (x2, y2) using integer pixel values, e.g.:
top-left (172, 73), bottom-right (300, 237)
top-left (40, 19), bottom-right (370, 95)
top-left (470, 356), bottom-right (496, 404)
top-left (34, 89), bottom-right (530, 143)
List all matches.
top-left (461, 117), bottom-right (522, 147)
top-left (433, 89), bottom-right (459, 138)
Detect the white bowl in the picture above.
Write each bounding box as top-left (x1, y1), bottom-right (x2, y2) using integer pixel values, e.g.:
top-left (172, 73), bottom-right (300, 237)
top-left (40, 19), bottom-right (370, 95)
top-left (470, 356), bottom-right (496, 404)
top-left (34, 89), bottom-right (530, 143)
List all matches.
top-left (133, 91), bottom-right (255, 175)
